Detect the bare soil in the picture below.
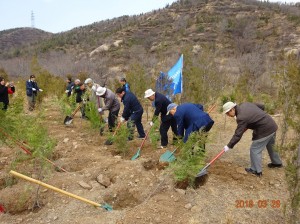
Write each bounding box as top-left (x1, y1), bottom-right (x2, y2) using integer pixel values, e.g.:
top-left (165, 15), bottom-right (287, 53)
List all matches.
top-left (0, 98), bottom-right (291, 223)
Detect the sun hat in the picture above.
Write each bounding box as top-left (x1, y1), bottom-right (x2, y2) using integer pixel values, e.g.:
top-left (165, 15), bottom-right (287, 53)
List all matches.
top-left (84, 78), bottom-right (93, 84)
top-left (223, 102), bottom-right (237, 114)
top-left (96, 86), bottom-right (106, 96)
top-left (144, 89), bottom-right (155, 98)
top-left (166, 103), bottom-right (178, 115)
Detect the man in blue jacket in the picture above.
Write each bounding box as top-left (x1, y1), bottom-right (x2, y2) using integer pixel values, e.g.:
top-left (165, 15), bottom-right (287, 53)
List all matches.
top-left (167, 103), bottom-right (214, 143)
top-left (144, 89), bottom-right (178, 148)
top-left (26, 75), bottom-right (43, 111)
top-left (116, 87), bottom-right (145, 140)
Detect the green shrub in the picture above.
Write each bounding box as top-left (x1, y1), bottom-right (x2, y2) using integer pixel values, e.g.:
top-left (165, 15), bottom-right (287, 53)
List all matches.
top-left (169, 132), bottom-right (207, 186)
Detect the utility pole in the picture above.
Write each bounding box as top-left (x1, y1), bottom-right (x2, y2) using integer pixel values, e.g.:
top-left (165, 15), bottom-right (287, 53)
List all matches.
top-left (31, 11), bottom-right (35, 28)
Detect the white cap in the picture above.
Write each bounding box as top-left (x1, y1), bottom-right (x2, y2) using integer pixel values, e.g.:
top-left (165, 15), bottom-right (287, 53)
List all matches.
top-left (96, 87), bottom-right (106, 96)
top-left (223, 102), bottom-right (237, 114)
top-left (166, 103), bottom-right (178, 115)
top-left (144, 89), bottom-right (155, 98)
top-left (84, 78), bottom-right (93, 84)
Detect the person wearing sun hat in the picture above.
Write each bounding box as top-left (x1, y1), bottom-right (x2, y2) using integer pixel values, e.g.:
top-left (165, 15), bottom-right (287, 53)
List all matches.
top-left (222, 101), bottom-right (283, 177)
top-left (166, 102), bottom-right (214, 144)
top-left (144, 89), bottom-right (178, 149)
top-left (96, 86), bottom-right (120, 132)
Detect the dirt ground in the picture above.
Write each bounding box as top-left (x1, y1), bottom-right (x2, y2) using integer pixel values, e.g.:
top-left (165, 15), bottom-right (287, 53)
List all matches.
top-left (0, 98), bottom-right (291, 224)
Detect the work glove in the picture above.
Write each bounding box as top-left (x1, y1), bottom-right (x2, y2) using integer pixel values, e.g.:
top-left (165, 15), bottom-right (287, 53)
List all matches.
top-left (120, 117), bottom-right (125, 123)
top-left (39, 89), bottom-right (43, 92)
top-left (104, 117), bottom-right (108, 123)
top-left (149, 121), bottom-right (154, 126)
top-left (32, 88), bottom-right (36, 91)
top-left (98, 108), bottom-right (103, 113)
top-left (224, 145), bottom-right (230, 152)
top-left (65, 90), bottom-right (69, 93)
top-left (82, 99), bottom-right (87, 104)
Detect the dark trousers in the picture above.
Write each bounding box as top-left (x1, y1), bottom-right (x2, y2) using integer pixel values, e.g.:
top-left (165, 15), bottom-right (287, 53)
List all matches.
top-left (160, 117), bottom-right (178, 146)
top-left (108, 109), bottom-right (119, 132)
top-left (128, 110), bottom-right (145, 139)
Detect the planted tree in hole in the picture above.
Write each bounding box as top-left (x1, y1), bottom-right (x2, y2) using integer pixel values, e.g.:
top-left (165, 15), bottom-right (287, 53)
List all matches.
top-left (169, 132), bottom-right (207, 187)
top-left (59, 93), bottom-right (77, 117)
top-left (108, 122), bottom-right (130, 156)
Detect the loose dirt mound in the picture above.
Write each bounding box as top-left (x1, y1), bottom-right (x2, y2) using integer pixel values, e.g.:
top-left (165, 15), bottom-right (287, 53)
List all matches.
top-left (0, 98), bottom-right (290, 223)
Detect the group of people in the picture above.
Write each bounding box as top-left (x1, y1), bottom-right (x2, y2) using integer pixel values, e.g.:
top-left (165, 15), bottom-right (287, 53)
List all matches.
top-left (64, 76), bottom-right (283, 177)
top-left (0, 77), bottom-right (15, 110)
top-left (0, 75), bottom-right (44, 111)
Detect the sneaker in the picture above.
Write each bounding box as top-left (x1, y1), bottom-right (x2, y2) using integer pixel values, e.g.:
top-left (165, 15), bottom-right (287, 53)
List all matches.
top-left (267, 163), bottom-right (283, 168)
top-left (245, 168), bottom-right (262, 177)
top-left (157, 145), bottom-right (166, 149)
top-left (137, 136), bottom-right (145, 139)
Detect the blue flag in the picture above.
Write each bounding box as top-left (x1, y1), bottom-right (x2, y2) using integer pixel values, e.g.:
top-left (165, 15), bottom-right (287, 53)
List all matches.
top-left (167, 54), bottom-right (183, 94)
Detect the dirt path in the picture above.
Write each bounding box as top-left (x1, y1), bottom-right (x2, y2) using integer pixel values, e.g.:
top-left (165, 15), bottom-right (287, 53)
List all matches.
top-left (0, 98), bottom-right (290, 223)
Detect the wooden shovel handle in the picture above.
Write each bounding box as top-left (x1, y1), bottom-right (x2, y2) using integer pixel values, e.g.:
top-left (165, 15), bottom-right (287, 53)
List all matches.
top-left (71, 104), bottom-right (82, 117)
top-left (10, 170), bottom-right (101, 207)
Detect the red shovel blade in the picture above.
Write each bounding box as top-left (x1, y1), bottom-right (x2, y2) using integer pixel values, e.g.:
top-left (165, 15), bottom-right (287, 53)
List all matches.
top-left (0, 204), bottom-right (5, 213)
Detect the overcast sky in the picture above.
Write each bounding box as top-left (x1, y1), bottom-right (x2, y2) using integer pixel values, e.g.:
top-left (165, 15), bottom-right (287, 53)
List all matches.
top-left (0, 0), bottom-right (298, 33)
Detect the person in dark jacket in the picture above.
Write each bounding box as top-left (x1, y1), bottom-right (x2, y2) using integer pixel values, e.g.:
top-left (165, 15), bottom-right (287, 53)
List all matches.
top-left (96, 86), bottom-right (120, 132)
top-left (116, 87), bottom-right (145, 140)
top-left (144, 89), bottom-right (178, 148)
top-left (167, 103), bottom-right (214, 143)
top-left (65, 77), bottom-right (74, 97)
top-left (222, 102), bottom-right (283, 177)
top-left (73, 79), bottom-right (86, 119)
top-left (26, 75), bottom-right (43, 111)
top-left (0, 77), bottom-right (15, 110)
top-left (119, 78), bottom-right (130, 92)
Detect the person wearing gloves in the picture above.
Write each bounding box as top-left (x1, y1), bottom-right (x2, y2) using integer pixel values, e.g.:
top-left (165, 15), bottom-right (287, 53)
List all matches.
top-left (144, 89), bottom-right (178, 149)
top-left (0, 77), bottom-right (15, 110)
top-left (65, 77), bottom-right (74, 97)
top-left (96, 86), bottom-right (120, 132)
top-left (116, 87), bottom-right (145, 140)
top-left (167, 103), bottom-right (214, 144)
top-left (26, 75), bottom-right (43, 111)
top-left (222, 101), bottom-right (283, 177)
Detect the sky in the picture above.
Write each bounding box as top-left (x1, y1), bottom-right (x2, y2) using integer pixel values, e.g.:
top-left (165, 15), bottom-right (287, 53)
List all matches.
top-left (0, 0), bottom-right (299, 33)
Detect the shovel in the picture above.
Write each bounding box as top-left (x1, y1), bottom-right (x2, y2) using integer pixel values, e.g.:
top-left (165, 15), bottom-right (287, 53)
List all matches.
top-left (104, 122), bottom-right (122, 145)
top-left (131, 127), bottom-right (151, 160)
top-left (64, 104), bottom-right (82, 125)
top-left (196, 148), bottom-right (225, 177)
top-left (159, 147), bottom-right (178, 163)
top-left (9, 170), bottom-right (112, 211)
top-left (0, 128), bottom-right (67, 172)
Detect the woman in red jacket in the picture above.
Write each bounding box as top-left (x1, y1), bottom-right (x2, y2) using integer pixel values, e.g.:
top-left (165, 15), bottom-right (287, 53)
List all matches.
top-left (0, 77), bottom-right (15, 110)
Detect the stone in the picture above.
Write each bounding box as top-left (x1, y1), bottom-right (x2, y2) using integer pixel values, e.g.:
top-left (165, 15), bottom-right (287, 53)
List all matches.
top-left (96, 174), bottom-right (111, 187)
top-left (78, 181), bottom-right (92, 190)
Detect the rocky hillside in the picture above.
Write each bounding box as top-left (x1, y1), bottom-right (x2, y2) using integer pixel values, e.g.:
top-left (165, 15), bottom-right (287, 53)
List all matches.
top-left (0, 28), bottom-right (52, 54)
top-left (0, 0), bottom-right (300, 80)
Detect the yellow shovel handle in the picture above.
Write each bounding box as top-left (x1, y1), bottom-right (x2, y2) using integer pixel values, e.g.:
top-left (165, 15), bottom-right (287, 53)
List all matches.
top-left (9, 170), bottom-right (100, 207)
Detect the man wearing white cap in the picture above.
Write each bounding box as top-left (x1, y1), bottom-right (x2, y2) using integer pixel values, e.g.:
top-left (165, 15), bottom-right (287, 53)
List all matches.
top-left (144, 89), bottom-right (178, 148)
top-left (84, 78), bottom-right (104, 110)
top-left (222, 101), bottom-right (283, 177)
top-left (167, 103), bottom-right (214, 144)
top-left (96, 86), bottom-right (120, 132)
